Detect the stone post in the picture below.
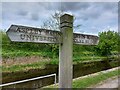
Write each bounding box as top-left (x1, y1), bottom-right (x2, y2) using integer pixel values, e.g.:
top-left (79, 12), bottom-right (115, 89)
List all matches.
top-left (59, 14), bottom-right (73, 88)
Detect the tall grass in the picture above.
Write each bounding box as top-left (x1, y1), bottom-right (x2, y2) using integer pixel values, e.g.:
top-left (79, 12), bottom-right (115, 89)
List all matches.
top-left (2, 31), bottom-right (101, 59)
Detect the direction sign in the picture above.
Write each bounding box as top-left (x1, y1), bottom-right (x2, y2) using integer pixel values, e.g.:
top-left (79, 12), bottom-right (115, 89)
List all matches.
top-left (6, 14), bottom-right (99, 88)
top-left (6, 25), bottom-right (62, 43)
top-left (73, 33), bottom-right (99, 45)
top-left (7, 25), bottom-right (99, 45)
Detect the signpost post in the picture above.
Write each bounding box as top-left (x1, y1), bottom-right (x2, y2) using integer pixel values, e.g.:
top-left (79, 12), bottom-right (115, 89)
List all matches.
top-left (6, 14), bottom-right (99, 88)
top-left (59, 14), bottom-right (73, 88)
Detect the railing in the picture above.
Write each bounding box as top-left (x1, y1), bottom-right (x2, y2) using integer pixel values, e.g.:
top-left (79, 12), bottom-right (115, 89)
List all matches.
top-left (0, 73), bottom-right (56, 87)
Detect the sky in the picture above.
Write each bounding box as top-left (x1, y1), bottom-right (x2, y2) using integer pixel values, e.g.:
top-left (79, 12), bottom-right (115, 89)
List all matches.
top-left (1, 0), bottom-right (119, 35)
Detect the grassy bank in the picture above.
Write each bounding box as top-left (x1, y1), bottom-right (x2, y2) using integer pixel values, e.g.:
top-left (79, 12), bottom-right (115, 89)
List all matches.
top-left (2, 56), bottom-right (119, 72)
top-left (0, 56), bottom-right (119, 72)
top-left (72, 68), bottom-right (119, 88)
top-left (1, 31), bottom-right (119, 72)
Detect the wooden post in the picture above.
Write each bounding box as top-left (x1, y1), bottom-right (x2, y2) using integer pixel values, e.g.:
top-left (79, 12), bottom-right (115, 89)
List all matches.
top-left (59, 14), bottom-right (73, 88)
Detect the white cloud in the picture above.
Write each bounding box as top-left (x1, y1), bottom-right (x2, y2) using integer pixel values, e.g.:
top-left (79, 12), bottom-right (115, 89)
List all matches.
top-left (101, 26), bottom-right (118, 32)
top-left (1, 2), bottom-right (118, 35)
top-left (1, 0), bottom-right (60, 2)
top-left (2, 2), bottom-right (58, 29)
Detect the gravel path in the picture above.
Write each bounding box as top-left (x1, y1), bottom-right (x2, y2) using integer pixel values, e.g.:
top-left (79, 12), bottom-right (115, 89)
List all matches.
top-left (93, 76), bottom-right (119, 89)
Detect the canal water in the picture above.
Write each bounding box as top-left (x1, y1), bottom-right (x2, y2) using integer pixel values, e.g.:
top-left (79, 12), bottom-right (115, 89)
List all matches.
top-left (2, 59), bottom-right (119, 89)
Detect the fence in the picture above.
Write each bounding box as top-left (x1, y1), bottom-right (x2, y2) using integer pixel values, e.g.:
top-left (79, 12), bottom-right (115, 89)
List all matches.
top-left (0, 73), bottom-right (56, 87)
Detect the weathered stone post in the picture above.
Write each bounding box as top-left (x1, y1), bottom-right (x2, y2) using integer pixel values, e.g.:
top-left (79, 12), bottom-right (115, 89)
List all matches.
top-left (59, 14), bottom-right (73, 88)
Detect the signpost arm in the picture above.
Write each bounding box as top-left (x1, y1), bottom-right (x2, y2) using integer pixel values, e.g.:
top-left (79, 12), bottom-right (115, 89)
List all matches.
top-left (59, 14), bottom-right (73, 88)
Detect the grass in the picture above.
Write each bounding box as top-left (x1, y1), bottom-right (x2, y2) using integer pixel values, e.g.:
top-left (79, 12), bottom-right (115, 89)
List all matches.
top-left (2, 58), bottom-right (59, 72)
top-left (2, 47), bottom-right (106, 72)
top-left (2, 61), bottom-right (49, 72)
top-left (44, 68), bottom-right (119, 88)
top-left (72, 69), bottom-right (119, 88)
top-left (2, 51), bottom-right (54, 59)
top-left (2, 54), bottom-right (119, 72)
top-left (73, 56), bottom-right (106, 63)
top-left (2, 48), bottom-right (107, 61)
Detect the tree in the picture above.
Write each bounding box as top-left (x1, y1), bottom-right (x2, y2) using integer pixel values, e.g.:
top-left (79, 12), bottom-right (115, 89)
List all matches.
top-left (41, 11), bottom-right (62, 31)
top-left (41, 11), bottom-right (82, 31)
top-left (118, 32), bottom-right (120, 52)
top-left (95, 30), bottom-right (119, 56)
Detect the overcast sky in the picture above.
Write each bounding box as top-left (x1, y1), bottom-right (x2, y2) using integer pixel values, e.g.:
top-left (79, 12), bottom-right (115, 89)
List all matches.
top-left (1, 1), bottom-right (118, 35)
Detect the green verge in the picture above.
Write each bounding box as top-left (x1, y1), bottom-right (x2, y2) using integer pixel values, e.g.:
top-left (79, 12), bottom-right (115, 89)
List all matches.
top-left (72, 68), bottom-right (119, 88)
top-left (44, 68), bottom-right (119, 88)
top-left (2, 61), bottom-right (49, 72)
top-left (2, 58), bottom-right (59, 72)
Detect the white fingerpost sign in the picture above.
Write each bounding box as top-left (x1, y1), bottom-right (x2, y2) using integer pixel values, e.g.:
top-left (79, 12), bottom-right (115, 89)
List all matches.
top-left (6, 25), bottom-right (62, 44)
top-left (6, 14), bottom-right (99, 88)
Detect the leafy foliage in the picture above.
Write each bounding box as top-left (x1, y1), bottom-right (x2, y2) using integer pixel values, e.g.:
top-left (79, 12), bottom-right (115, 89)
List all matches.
top-left (95, 30), bottom-right (119, 56)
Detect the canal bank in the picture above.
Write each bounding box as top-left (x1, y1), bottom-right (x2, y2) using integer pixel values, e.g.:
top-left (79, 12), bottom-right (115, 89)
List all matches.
top-left (2, 59), bottom-right (119, 89)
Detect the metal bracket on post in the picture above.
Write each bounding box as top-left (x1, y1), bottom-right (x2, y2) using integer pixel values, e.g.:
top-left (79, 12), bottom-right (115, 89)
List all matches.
top-left (59, 14), bottom-right (73, 88)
